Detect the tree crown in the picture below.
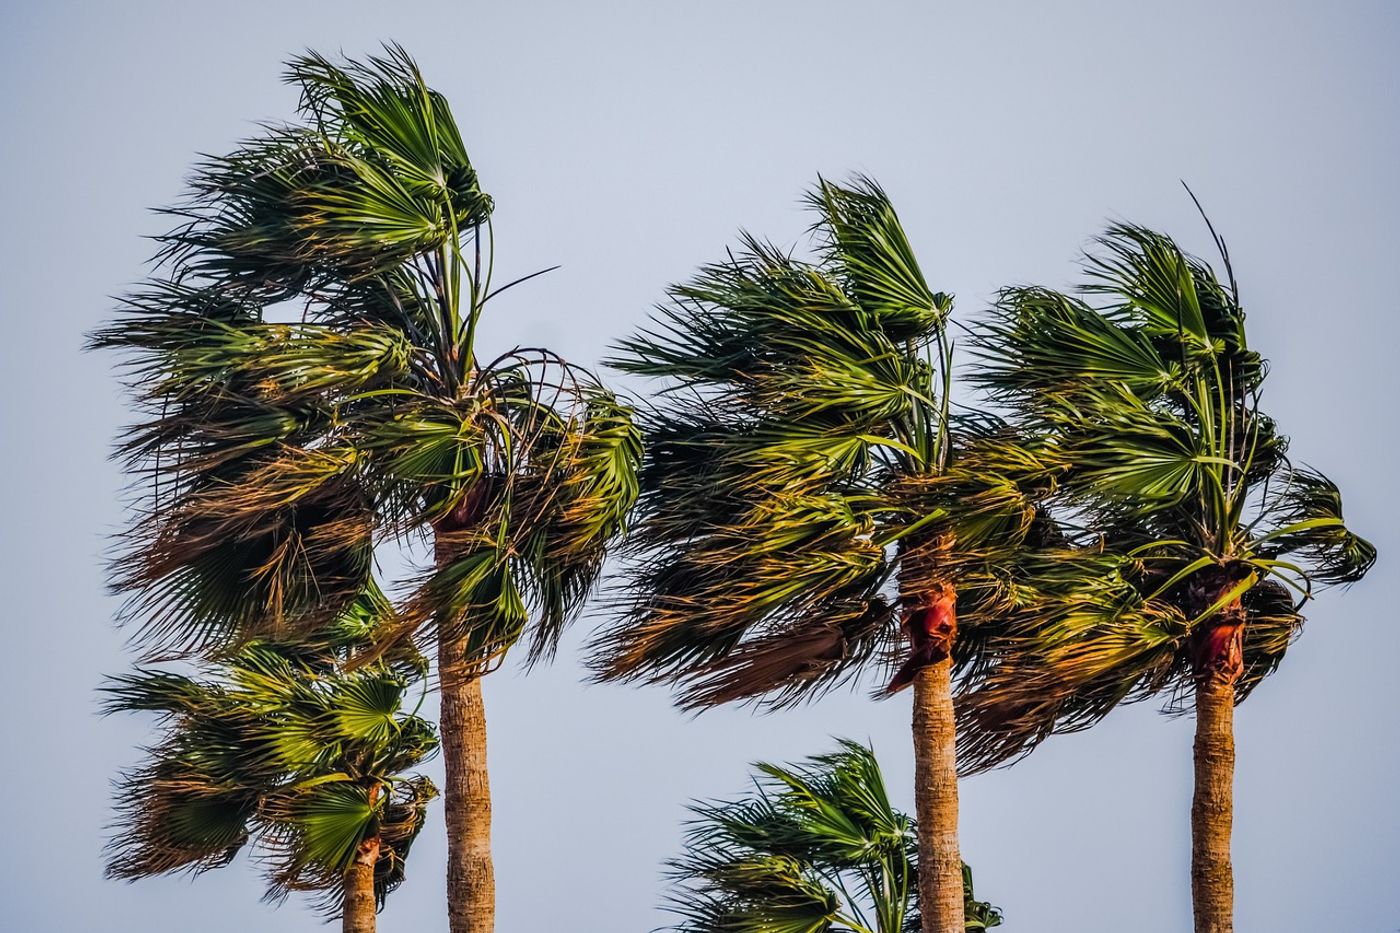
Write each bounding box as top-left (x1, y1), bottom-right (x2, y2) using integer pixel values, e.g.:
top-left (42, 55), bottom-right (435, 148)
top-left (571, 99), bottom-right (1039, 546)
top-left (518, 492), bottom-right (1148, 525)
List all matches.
top-left (959, 211), bottom-right (1376, 769)
top-left (91, 45), bottom-right (640, 667)
top-left (104, 583), bottom-right (438, 914)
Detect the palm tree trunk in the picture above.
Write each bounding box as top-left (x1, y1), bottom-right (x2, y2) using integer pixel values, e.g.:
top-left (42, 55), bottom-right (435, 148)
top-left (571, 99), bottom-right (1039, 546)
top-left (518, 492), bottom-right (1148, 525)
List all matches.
top-left (1191, 675), bottom-right (1234, 933)
top-left (909, 584), bottom-right (964, 933)
top-left (439, 629), bottom-right (495, 933)
top-left (435, 487), bottom-right (496, 933)
top-left (343, 835), bottom-right (380, 933)
top-left (913, 660), bottom-right (964, 933)
top-left (1190, 591), bottom-right (1245, 933)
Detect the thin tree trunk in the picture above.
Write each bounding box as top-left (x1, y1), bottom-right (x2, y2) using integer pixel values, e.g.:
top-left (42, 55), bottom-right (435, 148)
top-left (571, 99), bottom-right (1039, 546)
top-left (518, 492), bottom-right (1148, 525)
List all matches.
top-left (913, 656), bottom-right (964, 933)
top-left (1189, 586), bottom-right (1245, 933)
top-left (439, 630), bottom-right (495, 933)
top-left (343, 834), bottom-right (380, 933)
top-left (1191, 674), bottom-right (1235, 933)
top-left (435, 486), bottom-right (496, 933)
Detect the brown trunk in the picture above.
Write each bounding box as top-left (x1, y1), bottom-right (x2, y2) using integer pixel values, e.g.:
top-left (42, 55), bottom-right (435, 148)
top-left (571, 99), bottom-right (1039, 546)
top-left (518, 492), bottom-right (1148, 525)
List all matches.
top-left (909, 582), bottom-right (963, 933)
top-left (1190, 589), bottom-right (1244, 933)
top-left (439, 630), bottom-right (495, 933)
top-left (343, 834), bottom-right (380, 933)
top-left (435, 489), bottom-right (496, 933)
top-left (1192, 676), bottom-right (1235, 933)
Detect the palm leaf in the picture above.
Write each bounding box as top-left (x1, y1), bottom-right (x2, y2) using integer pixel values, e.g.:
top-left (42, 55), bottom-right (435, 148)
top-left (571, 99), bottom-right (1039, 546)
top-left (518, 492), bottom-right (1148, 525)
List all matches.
top-left (663, 741), bottom-right (999, 933)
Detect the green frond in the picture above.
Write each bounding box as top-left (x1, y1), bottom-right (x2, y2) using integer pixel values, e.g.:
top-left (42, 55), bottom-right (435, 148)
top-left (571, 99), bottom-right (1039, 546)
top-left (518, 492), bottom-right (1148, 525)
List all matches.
top-left (101, 670), bottom-right (209, 718)
top-left (359, 398), bottom-right (488, 523)
top-left (663, 741), bottom-right (999, 933)
top-left (105, 588), bottom-right (437, 916)
top-left (514, 390), bottom-right (643, 662)
top-left (960, 207), bottom-right (1376, 769)
top-left (975, 286), bottom-right (1179, 403)
top-left (325, 674), bottom-right (407, 751)
top-left (1084, 223), bottom-right (1213, 348)
top-left (1084, 223), bottom-right (1252, 370)
top-left (95, 291), bottom-right (418, 408)
top-left (155, 128), bottom-right (337, 294)
top-left (1260, 467), bottom-right (1376, 585)
top-left (106, 763), bottom-right (256, 880)
top-left (111, 461), bottom-right (376, 655)
top-left (286, 44), bottom-right (488, 221)
top-left (953, 546), bottom-right (1183, 772)
top-left (807, 174), bottom-right (948, 342)
top-left (614, 237), bottom-right (927, 436)
top-left (261, 772), bottom-right (438, 915)
top-left (263, 781), bottom-right (378, 879)
top-left (156, 45), bottom-right (490, 290)
top-left (1062, 406), bottom-right (1212, 507)
top-left (598, 176), bottom-right (963, 710)
top-left (956, 557), bottom-right (1306, 771)
top-left (408, 545), bottom-right (528, 664)
top-left (593, 479), bottom-right (891, 707)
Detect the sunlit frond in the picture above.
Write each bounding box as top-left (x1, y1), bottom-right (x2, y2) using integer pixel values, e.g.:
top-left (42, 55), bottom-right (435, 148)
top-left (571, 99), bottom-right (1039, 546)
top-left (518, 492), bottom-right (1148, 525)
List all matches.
top-left (94, 45), bottom-right (637, 673)
top-left (959, 210), bottom-right (1375, 767)
top-left (663, 741), bottom-right (1001, 933)
top-left (104, 592), bottom-right (437, 916)
top-left (595, 177), bottom-right (959, 709)
top-left (808, 174), bottom-right (949, 341)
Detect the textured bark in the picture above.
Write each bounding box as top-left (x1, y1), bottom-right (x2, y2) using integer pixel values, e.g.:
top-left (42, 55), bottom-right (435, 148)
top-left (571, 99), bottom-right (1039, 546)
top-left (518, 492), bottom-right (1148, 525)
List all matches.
top-left (439, 633), bottom-right (495, 933)
top-left (1190, 591), bottom-right (1244, 933)
top-left (436, 486), bottom-right (496, 933)
top-left (1192, 671), bottom-right (1236, 933)
top-left (912, 657), bottom-right (964, 933)
top-left (342, 835), bottom-right (380, 933)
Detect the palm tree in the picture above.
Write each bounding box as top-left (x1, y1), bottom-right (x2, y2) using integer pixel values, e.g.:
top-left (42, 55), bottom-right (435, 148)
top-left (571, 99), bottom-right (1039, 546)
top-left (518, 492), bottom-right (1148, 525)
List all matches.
top-left (592, 176), bottom-right (1118, 933)
top-left (91, 46), bottom-right (640, 932)
top-left (961, 213), bottom-right (1376, 932)
top-left (104, 585), bottom-right (438, 933)
top-left (663, 740), bottom-right (1002, 933)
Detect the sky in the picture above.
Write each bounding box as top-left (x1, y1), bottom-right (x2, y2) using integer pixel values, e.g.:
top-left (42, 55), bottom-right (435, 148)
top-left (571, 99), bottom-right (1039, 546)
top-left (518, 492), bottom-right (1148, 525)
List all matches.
top-left (2, 1), bottom-right (1397, 930)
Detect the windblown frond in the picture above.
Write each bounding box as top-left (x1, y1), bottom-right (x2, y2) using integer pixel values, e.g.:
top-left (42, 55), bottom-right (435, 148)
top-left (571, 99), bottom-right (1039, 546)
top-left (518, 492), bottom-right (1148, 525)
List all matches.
top-left (1259, 468), bottom-right (1376, 585)
top-left (104, 589), bottom-right (437, 916)
top-left (807, 175), bottom-right (948, 341)
top-left (596, 177), bottom-right (984, 709)
top-left (663, 741), bottom-right (1001, 932)
top-left (93, 45), bottom-right (638, 666)
top-left (958, 210), bottom-right (1375, 768)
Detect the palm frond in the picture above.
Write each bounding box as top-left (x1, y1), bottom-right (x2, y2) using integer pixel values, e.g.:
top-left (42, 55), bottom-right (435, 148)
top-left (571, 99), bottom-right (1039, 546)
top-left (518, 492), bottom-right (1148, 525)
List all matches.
top-left (596, 176), bottom-right (960, 710)
top-left (1259, 467), bottom-right (1376, 585)
top-left (513, 390), bottom-right (643, 662)
top-left (959, 207), bottom-right (1376, 768)
top-left (159, 45), bottom-right (490, 291)
top-left (97, 44), bottom-right (637, 678)
top-left (806, 174), bottom-right (948, 342)
top-left (662, 741), bottom-right (999, 932)
top-left (974, 286), bottom-right (1179, 404)
top-left (287, 44), bottom-right (486, 217)
top-left (104, 589), bottom-right (437, 917)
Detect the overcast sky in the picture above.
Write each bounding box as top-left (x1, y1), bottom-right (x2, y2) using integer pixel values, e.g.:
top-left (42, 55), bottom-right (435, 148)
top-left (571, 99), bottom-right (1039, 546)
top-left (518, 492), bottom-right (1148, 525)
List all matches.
top-left (3, 2), bottom-right (1397, 930)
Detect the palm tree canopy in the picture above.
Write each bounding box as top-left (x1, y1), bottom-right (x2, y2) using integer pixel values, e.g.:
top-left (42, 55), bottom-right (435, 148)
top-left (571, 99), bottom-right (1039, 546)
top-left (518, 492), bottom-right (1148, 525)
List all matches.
top-left (664, 740), bottom-right (1002, 933)
top-left (959, 214), bottom-right (1377, 769)
top-left (104, 583), bottom-right (437, 914)
top-left (90, 44), bottom-right (640, 667)
top-left (593, 177), bottom-right (1129, 709)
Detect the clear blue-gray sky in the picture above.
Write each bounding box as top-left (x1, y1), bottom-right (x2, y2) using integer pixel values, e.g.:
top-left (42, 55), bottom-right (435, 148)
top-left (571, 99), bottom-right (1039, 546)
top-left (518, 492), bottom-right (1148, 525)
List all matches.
top-left (2, 1), bottom-right (1396, 930)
